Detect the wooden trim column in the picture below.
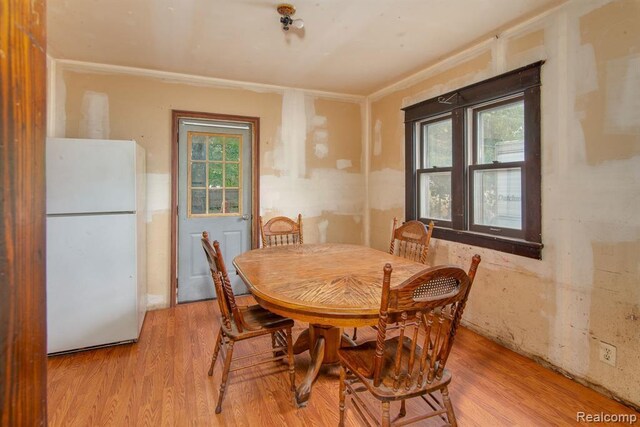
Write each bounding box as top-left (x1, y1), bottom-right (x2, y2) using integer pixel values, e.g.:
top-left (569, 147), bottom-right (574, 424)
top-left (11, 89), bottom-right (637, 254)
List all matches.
top-left (0, 0), bottom-right (48, 425)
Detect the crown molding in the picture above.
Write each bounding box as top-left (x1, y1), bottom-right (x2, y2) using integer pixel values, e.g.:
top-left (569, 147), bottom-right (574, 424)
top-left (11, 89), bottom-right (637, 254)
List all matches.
top-left (54, 58), bottom-right (365, 103)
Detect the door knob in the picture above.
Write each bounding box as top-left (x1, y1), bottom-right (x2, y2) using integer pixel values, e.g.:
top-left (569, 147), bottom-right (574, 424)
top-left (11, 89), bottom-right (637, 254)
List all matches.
top-left (241, 214), bottom-right (250, 221)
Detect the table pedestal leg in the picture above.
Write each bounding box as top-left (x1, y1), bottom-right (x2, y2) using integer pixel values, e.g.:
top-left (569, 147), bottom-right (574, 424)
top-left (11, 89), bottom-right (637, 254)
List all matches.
top-left (293, 328), bottom-right (310, 355)
top-left (295, 334), bottom-right (325, 406)
top-left (294, 324), bottom-right (342, 407)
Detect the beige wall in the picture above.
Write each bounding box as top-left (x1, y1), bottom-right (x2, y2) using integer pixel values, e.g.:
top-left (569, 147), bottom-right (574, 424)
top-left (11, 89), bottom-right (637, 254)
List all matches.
top-left (52, 69), bottom-right (364, 308)
top-left (368, 0), bottom-right (639, 407)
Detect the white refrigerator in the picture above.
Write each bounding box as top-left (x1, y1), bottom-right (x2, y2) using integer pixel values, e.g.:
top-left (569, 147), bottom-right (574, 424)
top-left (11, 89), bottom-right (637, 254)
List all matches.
top-left (46, 138), bottom-right (147, 354)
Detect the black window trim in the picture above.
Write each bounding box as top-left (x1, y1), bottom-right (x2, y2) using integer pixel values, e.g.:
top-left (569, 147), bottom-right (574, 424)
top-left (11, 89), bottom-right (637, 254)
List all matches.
top-left (403, 61), bottom-right (544, 259)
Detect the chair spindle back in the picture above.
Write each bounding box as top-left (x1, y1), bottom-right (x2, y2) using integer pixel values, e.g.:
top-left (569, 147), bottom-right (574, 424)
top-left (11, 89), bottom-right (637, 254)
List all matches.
top-left (259, 214), bottom-right (303, 248)
top-left (372, 255), bottom-right (481, 390)
top-left (201, 231), bottom-right (251, 333)
top-left (389, 219), bottom-right (434, 264)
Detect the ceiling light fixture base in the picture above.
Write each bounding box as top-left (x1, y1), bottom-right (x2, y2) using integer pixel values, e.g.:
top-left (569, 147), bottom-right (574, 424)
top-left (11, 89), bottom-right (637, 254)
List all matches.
top-left (277, 4), bottom-right (296, 16)
top-left (277, 3), bottom-right (303, 31)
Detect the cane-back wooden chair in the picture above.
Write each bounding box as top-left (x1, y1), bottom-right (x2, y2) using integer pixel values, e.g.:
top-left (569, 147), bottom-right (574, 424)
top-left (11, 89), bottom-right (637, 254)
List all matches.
top-left (201, 231), bottom-right (295, 414)
top-left (338, 255), bottom-right (481, 427)
top-left (259, 214), bottom-right (303, 247)
top-left (352, 218), bottom-right (435, 340)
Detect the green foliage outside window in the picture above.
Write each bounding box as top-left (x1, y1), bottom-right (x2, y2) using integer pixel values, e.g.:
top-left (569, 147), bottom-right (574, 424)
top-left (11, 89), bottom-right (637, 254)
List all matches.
top-left (478, 101), bottom-right (524, 164)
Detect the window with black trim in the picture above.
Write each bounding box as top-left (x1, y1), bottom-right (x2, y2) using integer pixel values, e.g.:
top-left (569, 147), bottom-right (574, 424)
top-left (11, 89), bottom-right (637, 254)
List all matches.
top-left (404, 62), bottom-right (543, 259)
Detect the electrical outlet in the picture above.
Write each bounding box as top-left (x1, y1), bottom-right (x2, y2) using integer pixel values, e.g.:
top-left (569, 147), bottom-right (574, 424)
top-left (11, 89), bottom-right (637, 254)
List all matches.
top-left (599, 342), bottom-right (616, 367)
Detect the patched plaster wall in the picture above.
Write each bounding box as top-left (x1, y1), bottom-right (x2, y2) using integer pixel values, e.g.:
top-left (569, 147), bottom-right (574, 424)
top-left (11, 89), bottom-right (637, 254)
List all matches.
top-left (367, 0), bottom-right (639, 407)
top-left (51, 67), bottom-right (364, 309)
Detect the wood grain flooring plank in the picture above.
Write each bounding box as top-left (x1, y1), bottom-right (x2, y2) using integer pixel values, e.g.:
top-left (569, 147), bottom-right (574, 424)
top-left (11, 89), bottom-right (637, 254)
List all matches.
top-left (47, 297), bottom-right (639, 426)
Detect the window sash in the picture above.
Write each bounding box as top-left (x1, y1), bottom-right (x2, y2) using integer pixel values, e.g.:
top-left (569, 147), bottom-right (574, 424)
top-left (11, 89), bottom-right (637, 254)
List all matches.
top-left (419, 115), bottom-right (453, 169)
top-left (468, 162), bottom-right (525, 239)
top-left (471, 95), bottom-right (525, 166)
top-left (417, 168), bottom-right (453, 228)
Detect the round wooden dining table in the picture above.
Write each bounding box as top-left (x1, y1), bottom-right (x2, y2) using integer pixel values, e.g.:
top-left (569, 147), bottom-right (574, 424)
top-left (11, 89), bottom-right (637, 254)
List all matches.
top-left (233, 243), bottom-right (427, 407)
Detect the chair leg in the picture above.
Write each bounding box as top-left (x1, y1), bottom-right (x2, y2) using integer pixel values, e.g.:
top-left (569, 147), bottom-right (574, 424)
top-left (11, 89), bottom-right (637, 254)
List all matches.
top-left (339, 366), bottom-right (346, 427)
top-left (399, 399), bottom-right (406, 417)
top-left (352, 327), bottom-right (358, 341)
top-left (286, 327), bottom-right (295, 393)
top-left (271, 331), bottom-right (277, 358)
top-left (381, 401), bottom-right (391, 427)
top-left (209, 327), bottom-right (223, 376)
top-left (215, 340), bottom-right (235, 414)
top-left (442, 386), bottom-right (457, 427)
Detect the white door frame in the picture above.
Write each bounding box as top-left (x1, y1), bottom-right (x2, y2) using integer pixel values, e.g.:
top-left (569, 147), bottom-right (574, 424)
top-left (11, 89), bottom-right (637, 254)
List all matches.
top-left (170, 110), bottom-right (260, 307)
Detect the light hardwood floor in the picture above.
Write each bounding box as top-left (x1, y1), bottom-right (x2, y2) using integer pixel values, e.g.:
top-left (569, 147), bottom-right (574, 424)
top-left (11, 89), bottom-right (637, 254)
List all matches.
top-left (48, 297), bottom-right (638, 426)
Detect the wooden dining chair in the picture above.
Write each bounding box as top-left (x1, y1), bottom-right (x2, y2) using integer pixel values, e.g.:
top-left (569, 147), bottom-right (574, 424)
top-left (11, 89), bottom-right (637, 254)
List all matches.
top-left (259, 214), bottom-right (303, 247)
top-left (338, 255), bottom-right (481, 427)
top-left (201, 231), bottom-right (296, 414)
top-left (389, 218), bottom-right (435, 264)
top-left (352, 218), bottom-right (435, 341)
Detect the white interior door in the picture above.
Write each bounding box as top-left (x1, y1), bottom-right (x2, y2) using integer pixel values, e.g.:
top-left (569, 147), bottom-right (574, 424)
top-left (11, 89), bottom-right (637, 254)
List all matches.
top-left (177, 119), bottom-right (252, 303)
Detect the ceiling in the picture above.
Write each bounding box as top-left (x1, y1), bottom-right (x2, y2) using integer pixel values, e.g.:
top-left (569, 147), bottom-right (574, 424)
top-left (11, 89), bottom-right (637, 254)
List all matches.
top-left (48, 0), bottom-right (562, 95)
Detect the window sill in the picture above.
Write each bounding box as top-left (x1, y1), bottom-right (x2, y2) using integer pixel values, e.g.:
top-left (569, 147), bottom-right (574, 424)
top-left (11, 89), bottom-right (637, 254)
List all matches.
top-left (429, 226), bottom-right (543, 259)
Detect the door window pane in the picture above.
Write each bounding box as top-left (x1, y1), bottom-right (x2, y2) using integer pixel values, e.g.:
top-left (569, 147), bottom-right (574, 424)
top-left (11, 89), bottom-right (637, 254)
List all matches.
top-left (191, 163), bottom-right (206, 187)
top-left (225, 189), bottom-right (239, 213)
top-left (473, 168), bottom-right (522, 229)
top-left (423, 119), bottom-right (452, 168)
top-left (226, 137), bottom-right (240, 161)
top-left (419, 172), bottom-right (451, 221)
top-left (208, 136), bottom-right (223, 161)
top-left (191, 189), bottom-right (206, 214)
top-left (477, 101), bottom-right (524, 164)
top-left (191, 135), bottom-right (206, 160)
top-left (225, 163), bottom-right (239, 187)
top-left (208, 163), bottom-right (223, 188)
top-left (208, 189), bottom-right (223, 213)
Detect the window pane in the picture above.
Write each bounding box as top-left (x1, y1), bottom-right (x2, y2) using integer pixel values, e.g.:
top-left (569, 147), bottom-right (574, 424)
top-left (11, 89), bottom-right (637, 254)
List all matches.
top-left (473, 168), bottom-right (522, 229)
top-left (225, 189), bottom-right (239, 214)
top-left (191, 163), bottom-right (206, 187)
top-left (226, 136), bottom-right (240, 162)
top-left (423, 119), bottom-right (452, 168)
top-left (208, 189), bottom-right (223, 213)
top-left (208, 163), bottom-right (223, 188)
top-left (191, 135), bottom-right (206, 160)
top-left (419, 172), bottom-right (451, 221)
top-left (191, 189), bottom-right (206, 214)
top-left (477, 100), bottom-right (524, 164)
top-left (208, 136), bottom-right (223, 161)
top-left (225, 163), bottom-right (239, 187)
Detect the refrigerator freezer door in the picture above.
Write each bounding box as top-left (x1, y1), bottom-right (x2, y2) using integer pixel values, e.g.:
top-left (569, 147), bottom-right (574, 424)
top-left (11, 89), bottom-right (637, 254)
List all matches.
top-left (47, 138), bottom-right (136, 214)
top-left (47, 214), bottom-right (138, 354)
